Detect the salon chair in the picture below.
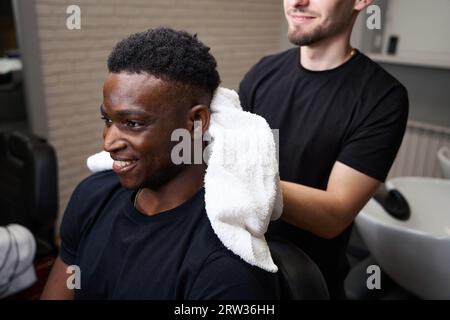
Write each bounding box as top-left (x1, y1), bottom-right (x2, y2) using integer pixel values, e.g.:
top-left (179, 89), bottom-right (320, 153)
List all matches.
top-left (268, 237), bottom-right (330, 300)
top-left (0, 130), bottom-right (58, 258)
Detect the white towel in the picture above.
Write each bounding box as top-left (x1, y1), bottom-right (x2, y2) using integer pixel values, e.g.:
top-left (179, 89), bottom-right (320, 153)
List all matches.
top-left (0, 224), bottom-right (37, 298)
top-left (87, 151), bottom-right (113, 173)
top-left (86, 87), bottom-right (283, 272)
top-left (204, 88), bottom-right (282, 272)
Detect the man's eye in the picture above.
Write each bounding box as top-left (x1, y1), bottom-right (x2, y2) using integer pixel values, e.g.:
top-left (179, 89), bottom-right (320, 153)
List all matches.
top-left (125, 120), bottom-right (141, 128)
top-left (101, 116), bottom-right (112, 126)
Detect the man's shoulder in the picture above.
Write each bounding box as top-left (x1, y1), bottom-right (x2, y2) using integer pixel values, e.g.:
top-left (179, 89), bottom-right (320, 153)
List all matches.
top-left (69, 171), bottom-right (124, 213)
top-left (74, 170), bottom-right (121, 198)
top-left (247, 47), bottom-right (297, 75)
top-left (59, 171), bottom-right (123, 265)
top-left (348, 52), bottom-right (409, 116)
top-left (257, 47), bottom-right (297, 67)
top-left (189, 217), bottom-right (278, 281)
top-left (357, 52), bottom-right (407, 92)
top-left (239, 48), bottom-right (297, 105)
top-left (201, 225), bottom-right (278, 282)
top-left (203, 247), bottom-right (270, 275)
top-left (189, 245), bottom-right (279, 299)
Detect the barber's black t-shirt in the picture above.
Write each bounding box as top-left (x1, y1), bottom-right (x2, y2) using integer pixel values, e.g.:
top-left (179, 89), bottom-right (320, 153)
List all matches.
top-left (239, 48), bottom-right (408, 298)
top-left (59, 171), bottom-right (278, 299)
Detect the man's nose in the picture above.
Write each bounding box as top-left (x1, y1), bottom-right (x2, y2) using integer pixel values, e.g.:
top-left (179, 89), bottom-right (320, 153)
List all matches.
top-left (291, 0), bottom-right (309, 7)
top-left (103, 124), bottom-right (126, 152)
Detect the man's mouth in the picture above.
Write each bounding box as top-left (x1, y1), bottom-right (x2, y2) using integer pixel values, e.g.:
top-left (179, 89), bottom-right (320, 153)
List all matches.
top-left (112, 159), bottom-right (138, 174)
top-left (287, 8), bottom-right (317, 23)
top-left (290, 14), bottom-right (316, 23)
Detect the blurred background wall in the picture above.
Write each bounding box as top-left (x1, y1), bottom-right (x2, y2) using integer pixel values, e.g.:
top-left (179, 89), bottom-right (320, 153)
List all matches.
top-left (5, 0), bottom-right (450, 226)
top-left (24, 0), bottom-right (285, 223)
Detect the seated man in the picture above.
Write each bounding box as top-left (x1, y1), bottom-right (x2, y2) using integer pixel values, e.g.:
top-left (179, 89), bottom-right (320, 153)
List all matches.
top-left (41, 27), bottom-right (279, 300)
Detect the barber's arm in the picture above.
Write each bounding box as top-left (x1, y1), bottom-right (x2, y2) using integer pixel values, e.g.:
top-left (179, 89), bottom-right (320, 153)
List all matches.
top-left (280, 161), bottom-right (380, 239)
top-left (280, 83), bottom-right (409, 239)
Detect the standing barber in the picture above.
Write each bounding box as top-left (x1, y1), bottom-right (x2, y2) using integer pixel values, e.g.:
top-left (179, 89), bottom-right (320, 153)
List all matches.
top-left (239, 0), bottom-right (408, 299)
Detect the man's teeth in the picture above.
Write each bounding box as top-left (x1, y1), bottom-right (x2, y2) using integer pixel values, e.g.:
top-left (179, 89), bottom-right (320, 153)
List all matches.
top-left (115, 160), bottom-right (135, 168)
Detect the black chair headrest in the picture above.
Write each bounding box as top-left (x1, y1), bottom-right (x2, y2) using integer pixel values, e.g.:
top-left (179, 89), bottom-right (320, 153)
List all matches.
top-left (268, 237), bottom-right (330, 300)
top-left (0, 130), bottom-right (58, 257)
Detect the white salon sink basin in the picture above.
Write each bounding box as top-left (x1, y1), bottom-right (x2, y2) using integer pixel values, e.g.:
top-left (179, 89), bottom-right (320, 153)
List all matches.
top-left (438, 146), bottom-right (450, 179)
top-left (355, 177), bottom-right (450, 300)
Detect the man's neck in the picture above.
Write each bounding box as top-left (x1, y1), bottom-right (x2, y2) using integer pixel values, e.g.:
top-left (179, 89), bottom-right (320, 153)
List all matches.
top-left (300, 32), bottom-right (354, 71)
top-left (136, 164), bottom-right (206, 216)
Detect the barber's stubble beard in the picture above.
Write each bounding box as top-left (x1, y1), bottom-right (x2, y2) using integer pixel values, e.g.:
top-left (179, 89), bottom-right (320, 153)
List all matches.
top-left (287, 18), bottom-right (350, 47)
top-left (288, 26), bottom-right (328, 46)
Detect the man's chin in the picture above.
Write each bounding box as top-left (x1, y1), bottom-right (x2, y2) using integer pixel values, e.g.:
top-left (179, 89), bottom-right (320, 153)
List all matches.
top-left (114, 173), bottom-right (141, 190)
top-left (116, 164), bottom-right (185, 190)
top-left (117, 175), bottom-right (170, 191)
top-left (288, 31), bottom-right (316, 46)
top-left (118, 179), bottom-right (140, 190)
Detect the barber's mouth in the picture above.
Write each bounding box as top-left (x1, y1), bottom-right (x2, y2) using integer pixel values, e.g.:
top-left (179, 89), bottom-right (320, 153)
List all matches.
top-left (112, 160), bottom-right (138, 174)
top-left (290, 15), bottom-right (316, 23)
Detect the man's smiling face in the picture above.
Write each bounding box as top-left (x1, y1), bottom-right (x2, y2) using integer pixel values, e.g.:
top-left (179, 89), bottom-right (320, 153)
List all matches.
top-left (284, 0), bottom-right (356, 46)
top-left (101, 72), bottom-right (188, 190)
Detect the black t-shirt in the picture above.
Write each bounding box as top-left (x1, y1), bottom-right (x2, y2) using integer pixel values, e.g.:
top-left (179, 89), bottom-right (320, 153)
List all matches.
top-left (239, 48), bottom-right (408, 298)
top-left (60, 171), bottom-right (279, 300)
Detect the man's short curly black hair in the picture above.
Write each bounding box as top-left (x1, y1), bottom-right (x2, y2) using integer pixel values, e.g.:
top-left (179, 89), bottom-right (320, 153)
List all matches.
top-left (107, 27), bottom-right (220, 105)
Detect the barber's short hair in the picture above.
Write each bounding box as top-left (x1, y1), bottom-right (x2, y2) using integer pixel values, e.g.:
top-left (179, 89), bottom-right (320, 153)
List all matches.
top-left (107, 27), bottom-right (220, 104)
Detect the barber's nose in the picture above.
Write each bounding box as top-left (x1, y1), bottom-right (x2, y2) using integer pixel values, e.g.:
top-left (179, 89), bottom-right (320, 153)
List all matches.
top-left (291, 0), bottom-right (309, 7)
top-left (103, 124), bottom-right (126, 153)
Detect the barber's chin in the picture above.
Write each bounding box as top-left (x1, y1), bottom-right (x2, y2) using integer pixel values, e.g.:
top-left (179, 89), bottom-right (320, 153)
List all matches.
top-left (288, 32), bottom-right (315, 47)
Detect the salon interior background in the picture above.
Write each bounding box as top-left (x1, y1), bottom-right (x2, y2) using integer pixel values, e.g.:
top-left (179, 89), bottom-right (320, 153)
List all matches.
top-left (2, 0), bottom-right (450, 223)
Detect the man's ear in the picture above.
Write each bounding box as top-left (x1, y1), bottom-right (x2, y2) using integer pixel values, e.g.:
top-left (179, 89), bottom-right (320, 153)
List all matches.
top-left (354, 0), bottom-right (374, 12)
top-left (187, 104), bottom-right (210, 139)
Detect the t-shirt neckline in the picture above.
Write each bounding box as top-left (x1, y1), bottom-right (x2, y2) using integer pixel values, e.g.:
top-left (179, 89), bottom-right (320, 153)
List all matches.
top-left (124, 187), bottom-right (205, 224)
top-left (297, 48), bottom-right (361, 76)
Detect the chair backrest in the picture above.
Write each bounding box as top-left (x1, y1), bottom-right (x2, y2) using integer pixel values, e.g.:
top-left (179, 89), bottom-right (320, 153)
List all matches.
top-left (0, 131), bottom-right (58, 256)
top-left (268, 237), bottom-right (330, 300)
